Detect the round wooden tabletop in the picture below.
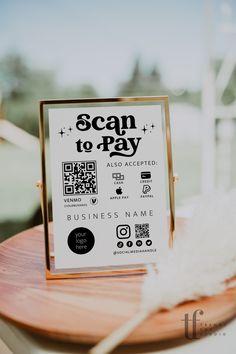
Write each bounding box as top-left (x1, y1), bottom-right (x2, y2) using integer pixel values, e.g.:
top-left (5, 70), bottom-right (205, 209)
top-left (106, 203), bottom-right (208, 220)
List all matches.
top-left (0, 220), bottom-right (236, 344)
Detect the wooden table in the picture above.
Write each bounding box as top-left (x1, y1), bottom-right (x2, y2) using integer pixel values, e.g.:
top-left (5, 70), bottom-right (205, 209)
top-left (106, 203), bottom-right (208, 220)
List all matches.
top-left (1, 317), bottom-right (236, 354)
top-left (0, 220), bottom-right (236, 353)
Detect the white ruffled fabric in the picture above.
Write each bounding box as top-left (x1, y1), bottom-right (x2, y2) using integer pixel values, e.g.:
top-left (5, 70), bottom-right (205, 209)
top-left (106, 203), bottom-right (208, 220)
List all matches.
top-left (142, 190), bottom-right (236, 312)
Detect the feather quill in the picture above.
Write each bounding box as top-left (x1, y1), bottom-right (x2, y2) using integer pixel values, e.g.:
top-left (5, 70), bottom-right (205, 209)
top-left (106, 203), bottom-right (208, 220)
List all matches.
top-left (89, 191), bottom-right (236, 354)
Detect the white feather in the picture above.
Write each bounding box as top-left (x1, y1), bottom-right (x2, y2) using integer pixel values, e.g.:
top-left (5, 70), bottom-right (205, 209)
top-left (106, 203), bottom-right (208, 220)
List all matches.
top-left (141, 190), bottom-right (236, 313)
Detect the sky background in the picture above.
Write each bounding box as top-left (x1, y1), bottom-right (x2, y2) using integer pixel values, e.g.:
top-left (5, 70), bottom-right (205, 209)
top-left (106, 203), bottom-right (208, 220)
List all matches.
top-left (0, 0), bottom-right (235, 95)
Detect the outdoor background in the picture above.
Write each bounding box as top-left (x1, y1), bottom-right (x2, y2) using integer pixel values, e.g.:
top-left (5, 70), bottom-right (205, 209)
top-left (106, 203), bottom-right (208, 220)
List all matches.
top-left (0, 0), bottom-right (236, 241)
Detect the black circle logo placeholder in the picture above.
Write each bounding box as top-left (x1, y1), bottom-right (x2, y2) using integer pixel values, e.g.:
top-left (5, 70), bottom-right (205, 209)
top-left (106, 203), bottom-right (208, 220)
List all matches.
top-left (67, 227), bottom-right (95, 254)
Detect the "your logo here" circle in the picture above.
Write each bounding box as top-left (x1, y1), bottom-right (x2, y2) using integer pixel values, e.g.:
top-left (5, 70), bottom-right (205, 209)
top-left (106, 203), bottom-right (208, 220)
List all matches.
top-left (67, 227), bottom-right (95, 254)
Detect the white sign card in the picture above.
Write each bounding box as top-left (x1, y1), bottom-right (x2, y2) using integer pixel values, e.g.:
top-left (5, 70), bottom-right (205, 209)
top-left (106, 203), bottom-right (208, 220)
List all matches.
top-left (39, 98), bottom-right (174, 278)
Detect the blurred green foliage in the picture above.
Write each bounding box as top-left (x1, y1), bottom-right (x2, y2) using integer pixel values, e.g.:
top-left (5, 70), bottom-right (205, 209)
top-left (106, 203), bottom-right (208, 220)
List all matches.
top-left (214, 59), bottom-right (236, 105)
top-left (0, 53), bottom-right (236, 240)
top-left (0, 53), bottom-right (98, 137)
top-left (0, 53), bottom-right (203, 139)
top-left (118, 58), bottom-right (201, 106)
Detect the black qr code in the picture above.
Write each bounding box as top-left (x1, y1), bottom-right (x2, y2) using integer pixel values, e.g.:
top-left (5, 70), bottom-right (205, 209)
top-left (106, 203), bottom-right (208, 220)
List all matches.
top-left (135, 223), bottom-right (150, 238)
top-left (62, 161), bottom-right (98, 195)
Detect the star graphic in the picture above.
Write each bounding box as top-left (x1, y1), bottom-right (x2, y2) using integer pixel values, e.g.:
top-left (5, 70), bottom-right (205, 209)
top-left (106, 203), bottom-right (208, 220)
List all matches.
top-left (58, 128), bottom-right (65, 137)
top-left (142, 126), bottom-right (148, 134)
top-left (68, 127), bottom-right (73, 132)
top-left (151, 123), bottom-right (155, 129)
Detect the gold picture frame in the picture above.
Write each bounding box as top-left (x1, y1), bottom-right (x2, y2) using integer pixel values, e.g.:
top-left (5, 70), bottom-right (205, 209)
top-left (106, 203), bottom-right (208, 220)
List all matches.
top-left (38, 96), bottom-right (175, 279)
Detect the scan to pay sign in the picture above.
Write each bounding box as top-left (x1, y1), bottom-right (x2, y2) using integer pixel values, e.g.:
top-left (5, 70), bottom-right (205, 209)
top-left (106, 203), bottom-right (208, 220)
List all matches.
top-left (48, 101), bottom-right (170, 271)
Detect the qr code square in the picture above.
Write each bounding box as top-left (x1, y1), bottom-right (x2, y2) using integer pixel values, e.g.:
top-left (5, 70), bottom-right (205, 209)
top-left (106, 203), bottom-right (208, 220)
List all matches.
top-left (135, 223), bottom-right (150, 238)
top-left (62, 160), bottom-right (98, 195)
